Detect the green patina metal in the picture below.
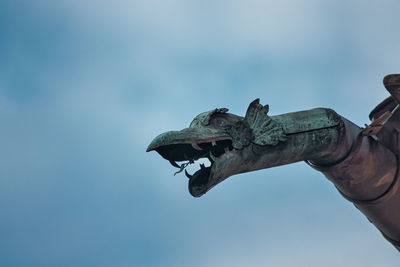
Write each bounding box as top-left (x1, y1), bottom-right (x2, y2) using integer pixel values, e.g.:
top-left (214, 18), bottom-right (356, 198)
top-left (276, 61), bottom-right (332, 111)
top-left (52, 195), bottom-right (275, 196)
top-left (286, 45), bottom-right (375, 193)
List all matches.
top-left (146, 74), bottom-right (400, 251)
top-left (273, 108), bottom-right (341, 135)
top-left (146, 98), bottom-right (343, 197)
top-left (190, 108), bottom-right (229, 128)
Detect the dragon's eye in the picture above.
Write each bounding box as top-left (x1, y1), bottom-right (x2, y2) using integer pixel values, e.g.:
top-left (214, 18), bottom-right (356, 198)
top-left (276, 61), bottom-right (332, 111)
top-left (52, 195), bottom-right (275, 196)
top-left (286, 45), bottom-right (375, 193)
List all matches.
top-left (189, 108), bottom-right (229, 128)
top-left (216, 119), bottom-right (225, 126)
top-left (210, 116), bottom-right (228, 127)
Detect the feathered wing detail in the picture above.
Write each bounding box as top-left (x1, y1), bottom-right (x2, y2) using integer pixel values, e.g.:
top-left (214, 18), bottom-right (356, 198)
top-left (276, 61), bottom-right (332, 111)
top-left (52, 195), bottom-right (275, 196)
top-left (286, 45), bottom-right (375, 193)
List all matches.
top-left (245, 98), bottom-right (264, 125)
top-left (245, 99), bottom-right (287, 146)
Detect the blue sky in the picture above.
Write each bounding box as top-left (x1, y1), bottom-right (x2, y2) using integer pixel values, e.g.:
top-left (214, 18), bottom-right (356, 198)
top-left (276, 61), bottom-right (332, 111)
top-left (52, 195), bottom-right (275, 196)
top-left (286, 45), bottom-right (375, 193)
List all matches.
top-left (1, 0), bottom-right (400, 266)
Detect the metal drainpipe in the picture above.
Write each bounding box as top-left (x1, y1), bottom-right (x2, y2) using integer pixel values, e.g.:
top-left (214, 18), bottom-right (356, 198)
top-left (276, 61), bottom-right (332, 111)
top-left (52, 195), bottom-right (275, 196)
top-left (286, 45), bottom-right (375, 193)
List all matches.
top-left (308, 118), bottom-right (400, 251)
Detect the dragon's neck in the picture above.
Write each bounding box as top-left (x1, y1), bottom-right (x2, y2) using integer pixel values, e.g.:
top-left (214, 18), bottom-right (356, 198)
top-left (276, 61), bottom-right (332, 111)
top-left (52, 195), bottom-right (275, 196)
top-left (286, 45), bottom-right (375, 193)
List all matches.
top-left (243, 108), bottom-right (358, 173)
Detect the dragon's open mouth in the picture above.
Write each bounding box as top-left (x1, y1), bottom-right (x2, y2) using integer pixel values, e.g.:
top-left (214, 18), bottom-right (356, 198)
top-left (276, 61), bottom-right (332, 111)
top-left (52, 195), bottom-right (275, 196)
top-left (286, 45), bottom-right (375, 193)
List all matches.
top-left (154, 139), bottom-right (233, 197)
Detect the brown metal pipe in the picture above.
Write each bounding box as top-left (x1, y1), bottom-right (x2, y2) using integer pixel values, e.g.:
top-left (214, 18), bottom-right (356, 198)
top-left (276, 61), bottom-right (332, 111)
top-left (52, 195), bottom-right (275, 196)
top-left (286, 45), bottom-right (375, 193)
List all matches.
top-left (308, 117), bottom-right (400, 250)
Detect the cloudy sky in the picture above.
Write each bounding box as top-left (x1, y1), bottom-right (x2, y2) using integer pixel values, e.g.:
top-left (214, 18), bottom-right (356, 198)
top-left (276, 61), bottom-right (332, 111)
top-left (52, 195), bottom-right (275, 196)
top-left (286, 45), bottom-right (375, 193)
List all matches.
top-left (1, 0), bottom-right (400, 266)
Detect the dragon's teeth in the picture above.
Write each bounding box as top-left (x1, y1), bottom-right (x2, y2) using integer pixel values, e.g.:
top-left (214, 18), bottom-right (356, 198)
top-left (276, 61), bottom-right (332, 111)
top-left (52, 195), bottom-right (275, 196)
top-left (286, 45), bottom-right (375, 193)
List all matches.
top-left (191, 143), bottom-right (202, 150)
top-left (169, 159), bottom-right (180, 168)
top-left (209, 151), bottom-right (217, 162)
top-left (185, 169), bottom-right (193, 179)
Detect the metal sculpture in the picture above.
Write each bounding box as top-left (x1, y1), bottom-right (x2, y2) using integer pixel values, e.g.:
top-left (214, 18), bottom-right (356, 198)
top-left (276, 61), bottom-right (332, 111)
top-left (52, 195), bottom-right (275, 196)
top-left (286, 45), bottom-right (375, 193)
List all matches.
top-left (147, 74), bottom-right (400, 251)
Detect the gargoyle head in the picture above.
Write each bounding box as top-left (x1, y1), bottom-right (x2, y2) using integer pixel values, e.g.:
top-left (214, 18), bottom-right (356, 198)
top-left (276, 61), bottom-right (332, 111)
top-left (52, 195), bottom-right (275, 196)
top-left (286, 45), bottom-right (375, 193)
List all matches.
top-left (147, 99), bottom-right (287, 197)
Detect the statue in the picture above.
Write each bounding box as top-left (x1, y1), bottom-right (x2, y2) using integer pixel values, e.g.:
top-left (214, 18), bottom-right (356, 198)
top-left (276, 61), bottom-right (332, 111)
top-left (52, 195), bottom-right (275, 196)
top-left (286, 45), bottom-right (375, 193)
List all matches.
top-left (146, 74), bottom-right (400, 251)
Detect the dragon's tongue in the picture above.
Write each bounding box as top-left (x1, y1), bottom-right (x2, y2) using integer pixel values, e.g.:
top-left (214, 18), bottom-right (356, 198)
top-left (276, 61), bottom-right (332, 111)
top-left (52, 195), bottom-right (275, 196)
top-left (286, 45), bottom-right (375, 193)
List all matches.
top-left (173, 159), bottom-right (195, 176)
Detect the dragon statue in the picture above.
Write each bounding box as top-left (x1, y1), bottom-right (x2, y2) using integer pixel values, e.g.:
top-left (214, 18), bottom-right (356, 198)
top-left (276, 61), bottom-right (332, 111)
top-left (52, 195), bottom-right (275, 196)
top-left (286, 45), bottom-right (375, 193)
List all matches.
top-left (147, 74), bottom-right (400, 251)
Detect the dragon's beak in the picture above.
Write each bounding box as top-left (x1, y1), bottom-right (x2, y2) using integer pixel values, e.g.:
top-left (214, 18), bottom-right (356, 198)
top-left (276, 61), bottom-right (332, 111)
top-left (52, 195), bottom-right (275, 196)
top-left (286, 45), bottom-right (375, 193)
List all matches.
top-left (147, 126), bottom-right (235, 197)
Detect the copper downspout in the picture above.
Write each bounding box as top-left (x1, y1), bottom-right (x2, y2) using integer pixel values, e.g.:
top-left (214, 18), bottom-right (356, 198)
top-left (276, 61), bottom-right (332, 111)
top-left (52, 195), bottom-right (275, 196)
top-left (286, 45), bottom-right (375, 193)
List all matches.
top-left (308, 118), bottom-right (400, 251)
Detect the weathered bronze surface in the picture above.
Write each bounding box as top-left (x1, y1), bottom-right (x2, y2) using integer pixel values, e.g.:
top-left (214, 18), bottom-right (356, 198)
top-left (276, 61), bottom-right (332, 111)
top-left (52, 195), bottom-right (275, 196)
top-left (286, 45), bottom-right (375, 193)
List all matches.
top-left (147, 74), bottom-right (400, 251)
